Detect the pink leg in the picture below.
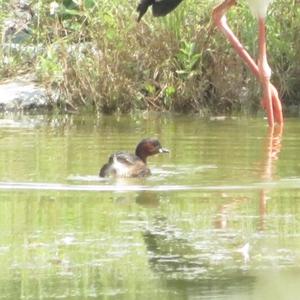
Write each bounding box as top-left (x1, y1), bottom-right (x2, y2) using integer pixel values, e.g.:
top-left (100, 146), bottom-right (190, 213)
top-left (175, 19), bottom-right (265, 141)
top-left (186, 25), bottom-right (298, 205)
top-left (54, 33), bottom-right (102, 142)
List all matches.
top-left (212, 0), bottom-right (283, 126)
top-left (258, 18), bottom-right (283, 126)
top-left (258, 17), bottom-right (274, 127)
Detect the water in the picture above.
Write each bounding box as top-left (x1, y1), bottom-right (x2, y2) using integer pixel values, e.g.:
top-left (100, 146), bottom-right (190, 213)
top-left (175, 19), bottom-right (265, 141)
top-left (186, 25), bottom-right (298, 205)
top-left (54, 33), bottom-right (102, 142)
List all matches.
top-left (0, 114), bottom-right (299, 300)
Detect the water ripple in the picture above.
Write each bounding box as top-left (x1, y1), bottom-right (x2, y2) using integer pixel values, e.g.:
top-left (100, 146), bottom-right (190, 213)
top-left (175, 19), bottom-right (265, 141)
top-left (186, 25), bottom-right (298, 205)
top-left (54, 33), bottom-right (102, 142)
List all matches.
top-left (0, 178), bottom-right (299, 192)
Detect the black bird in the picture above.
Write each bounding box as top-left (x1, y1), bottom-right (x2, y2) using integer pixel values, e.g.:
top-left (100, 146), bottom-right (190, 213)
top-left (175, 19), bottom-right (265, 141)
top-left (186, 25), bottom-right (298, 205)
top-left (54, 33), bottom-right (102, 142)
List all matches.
top-left (137, 0), bottom-right (183, 22)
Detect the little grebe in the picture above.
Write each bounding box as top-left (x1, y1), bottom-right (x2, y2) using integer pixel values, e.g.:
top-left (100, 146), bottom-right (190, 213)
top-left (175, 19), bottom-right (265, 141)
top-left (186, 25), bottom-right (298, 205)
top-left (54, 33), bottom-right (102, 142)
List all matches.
top-left (99, 138), bottom-right (169, 178)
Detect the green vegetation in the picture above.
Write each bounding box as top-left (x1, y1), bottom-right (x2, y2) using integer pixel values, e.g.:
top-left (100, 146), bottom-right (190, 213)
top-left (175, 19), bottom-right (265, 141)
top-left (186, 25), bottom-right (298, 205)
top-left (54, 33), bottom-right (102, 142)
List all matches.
top-left (1, 0), bottom-right (300, 115)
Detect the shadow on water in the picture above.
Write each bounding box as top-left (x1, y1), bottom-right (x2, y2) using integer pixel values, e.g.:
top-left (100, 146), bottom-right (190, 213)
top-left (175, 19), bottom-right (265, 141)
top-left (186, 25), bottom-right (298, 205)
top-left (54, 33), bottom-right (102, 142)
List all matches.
top-left (135, 189), bottom-right (255, 296)
top-left (142, 214), bottom-right (256, 297)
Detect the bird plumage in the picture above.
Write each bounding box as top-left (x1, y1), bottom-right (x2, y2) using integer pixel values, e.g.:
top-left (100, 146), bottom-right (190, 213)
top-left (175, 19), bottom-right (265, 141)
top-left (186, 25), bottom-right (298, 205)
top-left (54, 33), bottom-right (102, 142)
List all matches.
top-left (246, 0), bottom-right (272, 18)
top-left (137, 0), bottom-right (183, 22)
top-left (99, 138), bottom-right (169, 178)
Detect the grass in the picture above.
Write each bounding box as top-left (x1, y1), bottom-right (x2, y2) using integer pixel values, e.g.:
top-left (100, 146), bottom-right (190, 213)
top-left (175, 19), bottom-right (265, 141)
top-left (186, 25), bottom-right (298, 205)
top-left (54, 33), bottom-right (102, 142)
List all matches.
top-left (1, 0), bottom-right (299, 115)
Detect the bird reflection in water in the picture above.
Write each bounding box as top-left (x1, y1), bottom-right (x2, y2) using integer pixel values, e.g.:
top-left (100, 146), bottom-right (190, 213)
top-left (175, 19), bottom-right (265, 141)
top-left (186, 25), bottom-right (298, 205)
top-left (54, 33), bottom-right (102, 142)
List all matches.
top-left (135, 191), bottom-right (160, 208)
top-left (215, 125), bottom-right (283, 232)
top-left (259, 125), bottom-right (283, 230)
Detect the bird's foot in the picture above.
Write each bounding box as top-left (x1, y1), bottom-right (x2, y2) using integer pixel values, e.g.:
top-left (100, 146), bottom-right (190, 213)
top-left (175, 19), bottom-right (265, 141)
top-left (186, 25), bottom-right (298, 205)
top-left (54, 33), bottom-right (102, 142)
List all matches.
top-left (261, 83), bottom-right (283, 126)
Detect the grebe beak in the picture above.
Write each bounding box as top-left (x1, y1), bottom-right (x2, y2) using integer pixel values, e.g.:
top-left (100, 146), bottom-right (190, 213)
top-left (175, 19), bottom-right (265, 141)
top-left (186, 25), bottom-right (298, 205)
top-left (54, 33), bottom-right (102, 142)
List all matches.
top-left (159, 147), bottom-right (169, 153)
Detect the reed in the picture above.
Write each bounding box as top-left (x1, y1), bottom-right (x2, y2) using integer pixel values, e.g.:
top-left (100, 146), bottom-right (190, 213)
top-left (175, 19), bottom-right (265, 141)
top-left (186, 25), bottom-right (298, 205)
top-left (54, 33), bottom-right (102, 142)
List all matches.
top-left (1, 0), bottom-right (299, 114)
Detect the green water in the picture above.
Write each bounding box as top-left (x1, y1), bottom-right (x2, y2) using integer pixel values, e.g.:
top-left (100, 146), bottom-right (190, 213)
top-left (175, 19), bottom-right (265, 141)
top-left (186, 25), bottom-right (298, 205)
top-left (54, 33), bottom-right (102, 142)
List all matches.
top-left (0, 114), bottom-right (300, 300)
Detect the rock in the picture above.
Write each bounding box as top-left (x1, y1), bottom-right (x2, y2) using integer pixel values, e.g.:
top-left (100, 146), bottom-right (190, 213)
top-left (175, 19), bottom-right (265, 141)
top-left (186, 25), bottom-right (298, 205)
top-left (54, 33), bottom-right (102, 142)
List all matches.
top-left (0, 75), bottom-right (54, 112)
top-left (1, 0), bottom-right (34, 44)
